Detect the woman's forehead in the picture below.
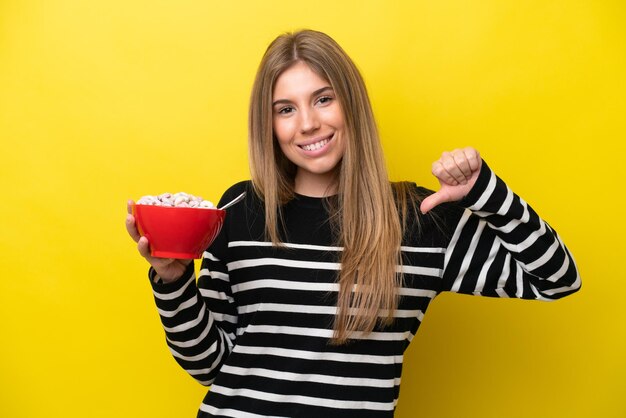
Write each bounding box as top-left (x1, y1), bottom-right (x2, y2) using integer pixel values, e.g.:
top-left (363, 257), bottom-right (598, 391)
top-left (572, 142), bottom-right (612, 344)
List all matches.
top-left (273, 62), bottom-right (331, 98)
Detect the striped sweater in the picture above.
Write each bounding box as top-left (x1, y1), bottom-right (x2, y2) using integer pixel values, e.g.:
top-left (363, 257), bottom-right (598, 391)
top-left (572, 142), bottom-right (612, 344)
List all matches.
top-left (149, 161), bottom-right (581, 417)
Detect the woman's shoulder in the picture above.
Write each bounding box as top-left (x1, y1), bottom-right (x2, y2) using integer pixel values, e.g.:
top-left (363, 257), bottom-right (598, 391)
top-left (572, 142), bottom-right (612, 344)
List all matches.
top-left (391, 181), bottom-right (433, 200)
top-left (218, 180), bottom-right (265, 221)
top-left (218, 180), bottom-right (254, 206)
top-left (392, 181), bottom-right (465, 244)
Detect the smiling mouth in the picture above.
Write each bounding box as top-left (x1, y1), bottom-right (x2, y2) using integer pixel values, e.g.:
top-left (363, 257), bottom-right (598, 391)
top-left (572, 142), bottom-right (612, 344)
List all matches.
top-left (299, 136), bottom-right (332, 151)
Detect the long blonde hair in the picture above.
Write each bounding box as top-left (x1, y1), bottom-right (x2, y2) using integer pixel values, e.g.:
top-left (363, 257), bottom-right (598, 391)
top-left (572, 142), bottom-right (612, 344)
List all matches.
top-left (248, 29), bottom-right (422, 344)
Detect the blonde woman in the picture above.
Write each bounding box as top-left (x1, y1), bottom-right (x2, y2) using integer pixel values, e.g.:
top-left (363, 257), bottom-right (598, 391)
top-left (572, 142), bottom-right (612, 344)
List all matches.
top-left (126, 29), bottom-right (581, 417)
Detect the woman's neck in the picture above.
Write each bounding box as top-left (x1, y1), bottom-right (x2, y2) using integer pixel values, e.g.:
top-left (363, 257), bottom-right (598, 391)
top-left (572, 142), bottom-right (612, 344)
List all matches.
top-left (294, 170), bottom-right (339, 197)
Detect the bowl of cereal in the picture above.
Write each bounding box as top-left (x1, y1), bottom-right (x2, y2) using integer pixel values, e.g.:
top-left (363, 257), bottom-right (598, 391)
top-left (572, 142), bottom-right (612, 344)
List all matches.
top-left (132, 192), bottom-right (226, 259)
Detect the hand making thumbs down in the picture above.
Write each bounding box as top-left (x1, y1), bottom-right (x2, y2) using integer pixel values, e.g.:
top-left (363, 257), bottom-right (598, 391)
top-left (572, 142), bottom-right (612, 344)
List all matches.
top-left (420, 147), bottom-right (482, 214)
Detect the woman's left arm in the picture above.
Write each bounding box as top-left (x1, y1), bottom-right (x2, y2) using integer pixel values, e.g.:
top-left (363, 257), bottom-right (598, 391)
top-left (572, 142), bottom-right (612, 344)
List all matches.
top-left (423, 147), bottom-right (581, 300)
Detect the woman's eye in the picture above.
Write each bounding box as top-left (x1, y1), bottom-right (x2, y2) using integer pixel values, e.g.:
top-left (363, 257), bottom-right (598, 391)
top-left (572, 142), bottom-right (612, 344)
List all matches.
top-left (317, 96), bottom-right (333, 105)
top-left (278, 106), bottom-right (294, 115)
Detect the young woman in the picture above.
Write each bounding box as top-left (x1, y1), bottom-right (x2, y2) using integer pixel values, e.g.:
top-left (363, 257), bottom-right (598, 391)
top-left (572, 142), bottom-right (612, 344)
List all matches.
top-left (126, 29), bottom-right (581, 417)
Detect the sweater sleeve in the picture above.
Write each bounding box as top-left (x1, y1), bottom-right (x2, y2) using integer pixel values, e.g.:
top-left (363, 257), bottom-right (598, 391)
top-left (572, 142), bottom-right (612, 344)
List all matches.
top-left (440, 161), bottom-right (581, 300)
top-left (148, 187), bottom-right (241, 386)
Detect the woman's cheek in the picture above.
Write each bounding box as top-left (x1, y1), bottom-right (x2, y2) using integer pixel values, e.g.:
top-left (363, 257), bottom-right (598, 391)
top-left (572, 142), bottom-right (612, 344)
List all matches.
top-left (274, 119), bottom-right (295, 144)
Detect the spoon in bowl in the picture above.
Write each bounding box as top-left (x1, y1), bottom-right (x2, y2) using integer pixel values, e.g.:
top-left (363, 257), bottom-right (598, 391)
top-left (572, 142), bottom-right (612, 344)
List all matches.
top-left (218, 191), bottom-right (246, 210)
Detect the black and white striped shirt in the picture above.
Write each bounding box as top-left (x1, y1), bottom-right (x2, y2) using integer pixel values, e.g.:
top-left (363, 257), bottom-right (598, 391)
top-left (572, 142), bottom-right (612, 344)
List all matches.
top-left (149, 161), bottom-right (581, 417)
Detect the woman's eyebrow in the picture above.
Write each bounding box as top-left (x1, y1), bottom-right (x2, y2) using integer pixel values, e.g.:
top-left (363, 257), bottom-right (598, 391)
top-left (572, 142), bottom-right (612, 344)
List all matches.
top-left (272, 86), bottom-right (334, 106)
top-left (312, 86), bottom-right (333, 96)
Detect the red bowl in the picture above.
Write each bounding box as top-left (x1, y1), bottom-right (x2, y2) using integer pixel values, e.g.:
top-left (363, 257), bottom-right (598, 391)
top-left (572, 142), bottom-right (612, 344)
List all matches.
top-left (132, 204), bottom-right (226, 259)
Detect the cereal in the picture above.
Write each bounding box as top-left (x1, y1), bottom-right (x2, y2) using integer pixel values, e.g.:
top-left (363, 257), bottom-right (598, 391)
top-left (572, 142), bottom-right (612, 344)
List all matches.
top-left (137, 192), bottom-right (215, 209)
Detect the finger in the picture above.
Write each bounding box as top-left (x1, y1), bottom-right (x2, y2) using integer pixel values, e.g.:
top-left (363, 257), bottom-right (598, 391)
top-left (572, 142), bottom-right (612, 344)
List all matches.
top-left (420, 191), bottom-right (449, 214)
top-left (125, 214), bottom-right (141, 242)
top-left (127, 199), bottom-right (135, 215)
top-left (463, 147), bottom-right (481, 172)
top-left (451, 149), bottom-right (473, 181)
top-left (137, 236), bottom-right (152, 259)
top-left (439, 153), bottom-right (467, 185)
top-left (432, 160), bottom-right (460, 186)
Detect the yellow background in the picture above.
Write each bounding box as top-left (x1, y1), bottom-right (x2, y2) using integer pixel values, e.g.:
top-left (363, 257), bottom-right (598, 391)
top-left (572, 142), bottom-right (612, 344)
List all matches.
top-left (1, 1), bottom-right (624, 417)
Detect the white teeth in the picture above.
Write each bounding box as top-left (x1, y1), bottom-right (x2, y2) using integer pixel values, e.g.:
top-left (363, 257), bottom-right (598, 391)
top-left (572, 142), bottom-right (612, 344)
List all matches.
top-left (302, 138), bottom-right (330, 151)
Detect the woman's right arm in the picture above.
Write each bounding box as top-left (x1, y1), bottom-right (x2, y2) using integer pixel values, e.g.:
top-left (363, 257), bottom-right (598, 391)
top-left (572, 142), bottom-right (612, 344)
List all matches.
top-left (126, 201), bottom-right (236, 386)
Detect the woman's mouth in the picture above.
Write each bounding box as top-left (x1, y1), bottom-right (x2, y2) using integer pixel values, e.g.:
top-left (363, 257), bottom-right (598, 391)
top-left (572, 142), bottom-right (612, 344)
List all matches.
top-left (299, 135), bottom-right (332, 151)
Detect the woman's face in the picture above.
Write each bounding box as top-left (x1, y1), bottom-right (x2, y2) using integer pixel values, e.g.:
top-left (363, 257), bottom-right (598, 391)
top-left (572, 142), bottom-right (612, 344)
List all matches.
top-left (272, 61), bottom-right (346, 196)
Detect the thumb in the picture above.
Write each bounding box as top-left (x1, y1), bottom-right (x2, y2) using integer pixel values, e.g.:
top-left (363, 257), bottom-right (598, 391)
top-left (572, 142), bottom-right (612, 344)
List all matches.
top-left (420, 191), bottom-right (449, 214)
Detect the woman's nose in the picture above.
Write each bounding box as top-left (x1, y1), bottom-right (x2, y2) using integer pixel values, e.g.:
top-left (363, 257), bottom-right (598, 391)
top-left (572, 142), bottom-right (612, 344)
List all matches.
top-left (299, 108), bottom-right (321, 134)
